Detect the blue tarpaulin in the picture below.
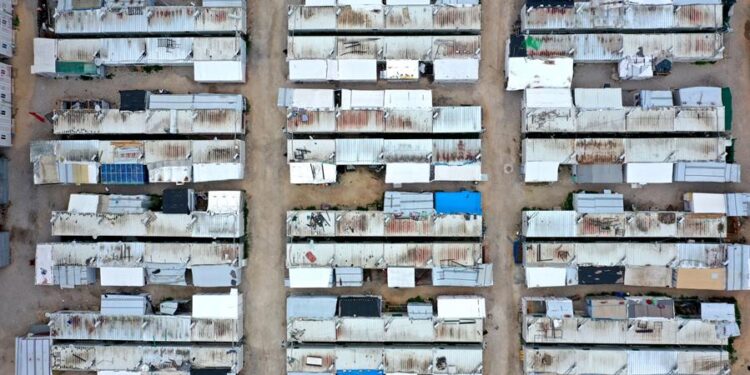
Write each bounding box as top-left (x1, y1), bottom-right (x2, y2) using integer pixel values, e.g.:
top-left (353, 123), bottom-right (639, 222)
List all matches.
top-left (100, 164), bottom-right (148, 185)
top-left (434, 191), bottom-right (482, 215)
top-left (336, 371), bottom-right (384, 375)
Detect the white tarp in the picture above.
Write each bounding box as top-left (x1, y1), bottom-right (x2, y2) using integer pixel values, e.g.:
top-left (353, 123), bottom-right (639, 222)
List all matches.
top-left (506, 57), bottom-right (573, 91)
top-left (624, 163), bottom-right (674, 184)
top-left (685, 193), bottom-right (727, 214)
top-left (68, 194), bottom-right (100, 213)
top-left (289, 267), bottom-right (334, 288)
top-left (525, 267), bottom-right (569, 288)
top-left (194, 61), bottom-right (245, 83)
top-left (524, 89), bottom-right (573, 109)
top-left (437, 296), bottom-right (486, 319)
top-left (100, 267), bottom-right (145, 287)
top-left (434, 59), bottom-right (479, 82)
top-left (384, 60), bottom-right (420, 80)
top-left (385, 163), bottom-right (431, 184)
top-left (192, 288), bottom-right (240, 319)
top-left (524, 162), bottom-right (559, 183)
top-left (433, 164), bottom-right (482, 182)
top-left (290, 162), bottom-right (337, 184)
top-left (387, 267), bottom-right (416, 288)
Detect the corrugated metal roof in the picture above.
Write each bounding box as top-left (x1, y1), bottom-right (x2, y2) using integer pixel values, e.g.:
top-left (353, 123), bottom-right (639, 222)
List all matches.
top-left (289, 4), bottom-right (480, 32)
top-left (34, 37), bottom-right (246, 83)
top-left (288, 35), bottom-right (480, 62)
top-left (523, 210), bottom-right (726, 239)
top-left (518, 33), bottom-right (723, 62)
top-left (53, 6), bottom-right (246, 35)
top-left (48, 312), bottom-right (241, 342)
top-left (287, 210), bottom-right (482, 238)
top-left (521, 2), bottom-right (723, 32)
top-left (727, 244), bottom-right (750, 291)
top-left (524, 347), bottom-right (729, 375)
top-left (523, 137), bottom-right (728, 164)
top-left (32, 140), bottom-right (245, 184)
top-left (286, 345), bottom-right (482, 373)
top-left (53, 108), bottom-right (244, 135)
top-left (51, 344), bottom-right (243, 372)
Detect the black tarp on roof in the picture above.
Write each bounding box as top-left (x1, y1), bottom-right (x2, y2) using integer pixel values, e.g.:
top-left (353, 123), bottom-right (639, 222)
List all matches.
top-left (162, 188), bottom-right (192, 214)
top-left (508, 35), bottom-right (528, 58)
top-left (119, 90), bottom-right (148, 111)
top-left (526, 0), bottom-right (574, 8)
top-left (339, 297), bottom-right (381, 317)
top-left (578, 266), bottom-right (625, 285)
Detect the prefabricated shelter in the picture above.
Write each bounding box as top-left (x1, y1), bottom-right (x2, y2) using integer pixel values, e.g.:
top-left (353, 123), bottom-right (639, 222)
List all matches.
top-left (280, 88), bottom-right (482, 134)
top-left (53, 92), bottom-right (246, 135)
top-left (50, 191), bottom-right (245, 238)
top-left (522, 137), bottom-right (731, 183)
top-left (522, 87), bottom-right (727, 134)
top-left (287, 35), bottom-right (481, 82)
top-left (30, 139), bottom-right (245, 184)
top-left (523, 242), bottom-right (735, 290)
top-left (31, 37), bottom-right (247, 83)
top-left (287, 210), bottom-right (483, 238)
top-left (47, 289), bottom-right (243, 343)
top-left (287, 138), bottom-right (482, 184)
top-left (52, 0), bottom-right (247, 36)
top-left (522, 210), bottom-right (727, 239)
top-left (286, 344), bottom-right (483, 374)
top-left (519, 0), bottom-right (725, 33)
top-left (512, 33), bottom-right (725, 63)
top-left (286, 295), bottom-right (485, 343)
top-left (524, 346), bottom-right (730, 375)
top-left (35, 242), bottom-right (244, 288)
top-left (522, 296), bottom-right (739, 346)
top-left (51, 343), bottom-right (244, 373)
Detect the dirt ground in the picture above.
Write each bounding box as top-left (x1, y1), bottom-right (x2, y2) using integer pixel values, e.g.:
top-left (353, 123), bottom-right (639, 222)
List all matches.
top-left (2, 0), bottom-right (750, 374)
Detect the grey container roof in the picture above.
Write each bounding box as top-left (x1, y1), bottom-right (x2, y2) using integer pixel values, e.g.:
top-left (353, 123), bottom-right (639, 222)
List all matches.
top-left (573, 164), bottom-right (624, 184)
top-left (572, 192), bottom-right (624, 214)
top-left (100, 294), bottom-right (149, 316)
top-left (287, 296), bottom-right (338, 319)
top-left (15, 336), bottom-right (51, 375)
top-left (674, 162), bottom-right (740, 183)
top-left (192, 264), bottom-right (241, 287)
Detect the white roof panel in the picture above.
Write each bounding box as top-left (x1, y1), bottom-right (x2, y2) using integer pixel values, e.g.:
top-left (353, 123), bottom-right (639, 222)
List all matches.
top-left (192, 289), bottom-right (240, 319)
top-left (436, 296), bottom-right (485, 319)
top-left (524, 89), bottom-right (574, 109)
top-left (385, 163), bottom-right (431, 184)
top-left (387, 267), bottom-right (416, 288)
top-left (506, 57), bottom-right (573, 91)
top-left (289, 267), bottom-right (334, 288)
top-left (625, 163), bottom-right (674, 184)
top-left (100, 267), bottom-right (145, 287)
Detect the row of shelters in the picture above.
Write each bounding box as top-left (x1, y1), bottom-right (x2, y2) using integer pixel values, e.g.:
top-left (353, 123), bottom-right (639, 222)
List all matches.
top-left (280, 88), bottom-right (483, 184)
top-left (32, 36), bottom-right (247, 82)
top-left (51, 90), bottom-right (246, 135)
top-left (286, 0), bottom-right (481, 82)
top-left (30, 138), bottom-right (245, 184)
top-left (521, 86), bottom-right (738, 184)
top-left (16, 290), bottom-right (245, 374)
top-left (286, 295), bottom-right (486, 374)
top-left (519, 0), bottom-right (730, 33)
top-left (520, 192), bottom-right (750, 289)
top-left (288, 1), bottom-right (481, 34)
top-left (507, 0), bottom-right (731, 89)
top-left (521, 295), bottom-right (738, 375)
top-left (287, 35), bottom-right (481, 82)
top-left (48, 0), bottom-right (247, 36)
top-left (285, 191), bottom-right (492, 288)
top-left (49, 190), bottom-right (246, 239)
